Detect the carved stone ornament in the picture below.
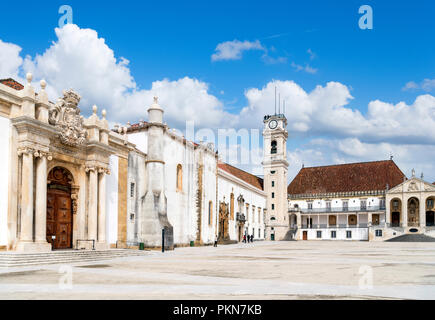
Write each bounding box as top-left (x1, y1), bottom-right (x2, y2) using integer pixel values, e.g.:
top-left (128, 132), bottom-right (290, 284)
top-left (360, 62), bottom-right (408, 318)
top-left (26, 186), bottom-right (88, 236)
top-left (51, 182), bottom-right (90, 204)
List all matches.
top-left (407, 181), bottom-right (419, 192)
top-left (49, 89), bottom-right (87, 147)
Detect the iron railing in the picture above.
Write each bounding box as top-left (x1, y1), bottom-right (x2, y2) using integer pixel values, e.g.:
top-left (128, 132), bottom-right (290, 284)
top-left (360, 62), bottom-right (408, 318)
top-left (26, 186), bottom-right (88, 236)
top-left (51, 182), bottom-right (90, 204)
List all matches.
top-left (75, 239), bottom-right (95, 250)
top-left (300, 205), bottom-right (385, 214)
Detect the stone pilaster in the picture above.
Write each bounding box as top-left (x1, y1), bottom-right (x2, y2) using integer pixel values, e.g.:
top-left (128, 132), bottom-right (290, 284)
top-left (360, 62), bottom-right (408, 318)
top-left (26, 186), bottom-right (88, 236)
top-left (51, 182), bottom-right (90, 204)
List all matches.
top-left (34, 151), bottom-right (52, 247)
top-left (18, 148), bottom-right (34, 243)
top-left (87, 166), bottom-right (98, 243)
top-left (97, 167), bottom-right (109, 249)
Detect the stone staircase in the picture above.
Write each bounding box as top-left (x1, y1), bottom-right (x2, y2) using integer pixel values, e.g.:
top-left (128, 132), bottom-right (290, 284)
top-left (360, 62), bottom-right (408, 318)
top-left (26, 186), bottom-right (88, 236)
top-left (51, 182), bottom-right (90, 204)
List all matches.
top-left (0, 249), bottom-right (150, 268)
top-left (385, 234), bottom-right (435, 242)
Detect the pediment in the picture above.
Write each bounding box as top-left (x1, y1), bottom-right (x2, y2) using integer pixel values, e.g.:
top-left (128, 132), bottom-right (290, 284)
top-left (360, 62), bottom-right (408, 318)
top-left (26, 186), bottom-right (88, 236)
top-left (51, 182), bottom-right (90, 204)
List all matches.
top-left (388, 177), bottom-right (435, 194)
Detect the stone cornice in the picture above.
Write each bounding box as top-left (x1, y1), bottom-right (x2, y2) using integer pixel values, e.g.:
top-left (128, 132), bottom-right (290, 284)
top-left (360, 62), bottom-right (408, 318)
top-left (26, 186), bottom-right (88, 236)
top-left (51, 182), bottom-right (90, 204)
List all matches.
top-left (0, 85), bottom-right (23, 105)
top-left (11, 116), bottom-right (58, 137)
top-left (288, 189), bottom-right (386, 200)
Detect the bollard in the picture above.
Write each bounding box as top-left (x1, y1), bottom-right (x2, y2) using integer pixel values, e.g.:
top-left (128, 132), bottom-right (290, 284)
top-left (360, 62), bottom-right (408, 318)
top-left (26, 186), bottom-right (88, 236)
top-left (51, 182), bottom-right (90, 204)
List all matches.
top-left (162, 228), bottom-right (165, 253)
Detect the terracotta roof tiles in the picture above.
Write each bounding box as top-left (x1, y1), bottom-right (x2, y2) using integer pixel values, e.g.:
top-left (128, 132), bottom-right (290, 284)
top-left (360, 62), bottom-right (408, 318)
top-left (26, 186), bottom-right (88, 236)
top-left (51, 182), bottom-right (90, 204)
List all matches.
top-left (0, 78), bottom-right (24, 90)
top-left (218, 161), bottom-right (263, 191)
top-left (287, 160), bottom-right (405, 195)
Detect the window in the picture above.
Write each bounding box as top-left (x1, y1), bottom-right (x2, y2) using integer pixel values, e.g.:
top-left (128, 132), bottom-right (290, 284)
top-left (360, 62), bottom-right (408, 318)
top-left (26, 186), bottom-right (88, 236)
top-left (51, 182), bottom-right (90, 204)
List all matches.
top-left (372, 214), bottom-right (380, 225)
top-left (271, 204), bottom-right (275, 210)
top-left (379, 198), bottom-right (386, 209)
top-left (346, 231), bottom-right (352, 239)
top-left (272, 192), bottom-right (275, 199)
top-left (427, 199), bottom-right (434, 209)
top-left (331, 231), bottom-right (336, 238)
top-left (271, 181), bottom-right (275, 187)
top-left (270, 216), bottom-right (276, 221)
top-left (130, 183), bottom-right (135, 197)
top-left (258, 208), bottom-right (261, 223)
top-left (342, 201), bottom-right (349, 211)
top-left (208, 201), bottom-right (213, 225)
top-left (230, 193), bottom-right (234, 220)
top-left (271, 140), bottom-right (277, 154)
top-left (361, 200), bottom-right (367, 210)
top-left (307, 202), bottom-right (313, 210)
top-left (270, 170), bottom-right (276, 174)
top-left (326, 201), bottom-right (331, 211)
top-left (393, 200), bottom-right (399, 210)
top-left (316, 231), bottom-right (322, 239)
top-left (176, 164), bottom-right (183, 191)
top-left (375, 230), bottom-right (383, 237)
top-left (258, 228), bottom-right (261, 238)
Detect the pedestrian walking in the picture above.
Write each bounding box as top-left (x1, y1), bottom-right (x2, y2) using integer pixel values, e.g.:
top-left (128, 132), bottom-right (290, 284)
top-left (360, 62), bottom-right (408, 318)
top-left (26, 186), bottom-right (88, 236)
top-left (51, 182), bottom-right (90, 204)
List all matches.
top-left (214, 235), bottom-right (218, 247)
top-left (250, 235), bottom-right (254, 243)
top-left (243, 235), bottom-right (246, 243)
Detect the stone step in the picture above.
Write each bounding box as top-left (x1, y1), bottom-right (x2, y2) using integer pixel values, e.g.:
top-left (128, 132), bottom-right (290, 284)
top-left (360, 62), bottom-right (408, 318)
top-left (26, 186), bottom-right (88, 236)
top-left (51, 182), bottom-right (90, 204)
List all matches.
top-left (0, 249), bottom-right (150, 267)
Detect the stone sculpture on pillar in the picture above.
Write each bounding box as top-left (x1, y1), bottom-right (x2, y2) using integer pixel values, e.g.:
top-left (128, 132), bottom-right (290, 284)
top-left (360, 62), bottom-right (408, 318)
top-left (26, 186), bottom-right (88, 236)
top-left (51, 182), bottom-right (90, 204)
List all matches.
top-left (139, 97), bottom-right (174, 250)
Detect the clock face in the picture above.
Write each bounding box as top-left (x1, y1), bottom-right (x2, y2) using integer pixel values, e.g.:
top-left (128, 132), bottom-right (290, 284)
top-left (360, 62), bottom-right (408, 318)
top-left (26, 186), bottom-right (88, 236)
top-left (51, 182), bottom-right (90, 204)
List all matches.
top-left (269, 120), bottom-right (278, 129)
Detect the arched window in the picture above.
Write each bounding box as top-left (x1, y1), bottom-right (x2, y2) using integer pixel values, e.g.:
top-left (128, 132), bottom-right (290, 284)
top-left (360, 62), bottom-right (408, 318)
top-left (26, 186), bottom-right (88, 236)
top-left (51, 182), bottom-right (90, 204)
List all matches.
top-left (176, 164), bottom-right (183, 191)
top-left (271, 140), bottom-right (277, 154)
top-left (230, 193), bottom-right (234, 220)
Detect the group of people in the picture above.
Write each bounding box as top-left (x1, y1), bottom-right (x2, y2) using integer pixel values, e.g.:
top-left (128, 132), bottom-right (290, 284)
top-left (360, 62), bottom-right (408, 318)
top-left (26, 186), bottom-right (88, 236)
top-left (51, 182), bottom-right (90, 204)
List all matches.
top-left (243, 234), bottom-right (254, 243)
top-left (213, 234), bottom-right (255, 247)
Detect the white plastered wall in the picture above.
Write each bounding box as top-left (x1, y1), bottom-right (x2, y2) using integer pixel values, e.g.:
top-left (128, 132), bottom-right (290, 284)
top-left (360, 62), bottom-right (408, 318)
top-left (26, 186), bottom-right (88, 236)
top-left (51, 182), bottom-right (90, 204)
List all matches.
top-left (106, 155), bottom-right (119, 245)
top-left (0, 116), bottom-right (10, 246)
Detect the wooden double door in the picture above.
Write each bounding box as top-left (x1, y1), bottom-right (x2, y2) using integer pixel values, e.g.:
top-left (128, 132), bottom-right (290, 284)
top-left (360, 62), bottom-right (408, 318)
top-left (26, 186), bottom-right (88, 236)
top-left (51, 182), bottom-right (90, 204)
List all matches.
top-left (46, 188), bottom-right (73, 249)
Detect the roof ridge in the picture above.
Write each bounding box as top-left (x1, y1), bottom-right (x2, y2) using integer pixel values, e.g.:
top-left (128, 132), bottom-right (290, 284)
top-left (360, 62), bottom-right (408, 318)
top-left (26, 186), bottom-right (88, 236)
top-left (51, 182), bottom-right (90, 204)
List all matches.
top-left (301, 159), bottom-right (395, 170)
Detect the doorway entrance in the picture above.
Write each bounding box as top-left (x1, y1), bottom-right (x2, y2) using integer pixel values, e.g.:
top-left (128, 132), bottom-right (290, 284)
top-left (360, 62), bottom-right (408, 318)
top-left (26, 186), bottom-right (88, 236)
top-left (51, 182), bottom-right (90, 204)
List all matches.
top-left (427, 211), bottom-right (435, 227)
top-left (391, 212), bottom-right (400, 227)
top-left (302, 231), bottom-right (308, 240)
top-left (46, 167), bottom-right (73, 250)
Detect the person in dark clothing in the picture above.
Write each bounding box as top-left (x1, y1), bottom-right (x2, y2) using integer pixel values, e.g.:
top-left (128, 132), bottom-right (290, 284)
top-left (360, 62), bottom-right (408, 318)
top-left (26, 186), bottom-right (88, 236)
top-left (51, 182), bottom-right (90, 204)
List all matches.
top-left (243, 235), bottom-right (246, 243)
top-left (214, 235), bottom-right (218, 247)
top-left (250, 235), bottom-right (254, 243)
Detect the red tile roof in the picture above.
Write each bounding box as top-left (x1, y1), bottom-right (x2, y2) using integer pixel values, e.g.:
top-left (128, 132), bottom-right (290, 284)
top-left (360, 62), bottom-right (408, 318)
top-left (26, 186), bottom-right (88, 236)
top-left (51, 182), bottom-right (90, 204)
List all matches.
top-left (0, 78), bottom-right (24, 90)
top-left (287, 160), bottom-right (405, 195)
top-left (218, 161), bottom-right (263, 191)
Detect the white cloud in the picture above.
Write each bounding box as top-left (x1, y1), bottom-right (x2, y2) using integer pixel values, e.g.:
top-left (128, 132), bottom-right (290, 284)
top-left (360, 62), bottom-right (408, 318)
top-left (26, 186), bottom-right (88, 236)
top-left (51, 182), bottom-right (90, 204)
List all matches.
top-left (291, 61), bottom-right (317, 74)
top-left (211, 39), bottom-right (265, 61)
top-left (307, 48), bottom-right (316, 60)
top-left (0, 39), bottom-right (23, 79)
top-left (403, 78), bottom-right (435, 92)
top-left (12, 24), bottom-right (235, 129)
top-left (240, 80), bottom-right (435, 145)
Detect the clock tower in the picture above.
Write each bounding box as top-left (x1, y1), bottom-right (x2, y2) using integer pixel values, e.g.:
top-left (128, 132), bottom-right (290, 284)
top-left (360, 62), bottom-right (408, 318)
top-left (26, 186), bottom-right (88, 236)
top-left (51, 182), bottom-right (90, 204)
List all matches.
top-left (262, 114), bottom-right (289, 241)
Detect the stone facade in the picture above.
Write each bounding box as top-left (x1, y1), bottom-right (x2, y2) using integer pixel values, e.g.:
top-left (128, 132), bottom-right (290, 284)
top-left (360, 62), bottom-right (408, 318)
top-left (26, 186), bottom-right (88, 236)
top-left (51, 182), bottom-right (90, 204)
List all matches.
top-left (0, 75), bottom-right (135, 252)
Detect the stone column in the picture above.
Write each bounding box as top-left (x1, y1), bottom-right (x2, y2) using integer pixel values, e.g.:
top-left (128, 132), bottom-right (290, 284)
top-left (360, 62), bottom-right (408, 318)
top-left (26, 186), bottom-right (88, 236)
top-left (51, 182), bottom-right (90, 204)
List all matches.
top-left (88, 167), bottom-right (98, 244)
top-left (97, 168), bottom-right (107, 246)
top-left (402, 198), bottom-right (408, 228)
top-left (420, 197), bottom-right (426, 227)
top-left (35, 153), bottom-right (48, 243)
top-left (19, 150), bottom-right (34, 243)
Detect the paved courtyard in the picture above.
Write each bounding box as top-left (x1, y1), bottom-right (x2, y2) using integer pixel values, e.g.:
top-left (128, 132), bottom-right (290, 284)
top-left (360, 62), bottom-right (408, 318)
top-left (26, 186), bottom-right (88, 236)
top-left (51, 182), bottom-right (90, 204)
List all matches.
top-left (1, 241), bottom-right (435, 299)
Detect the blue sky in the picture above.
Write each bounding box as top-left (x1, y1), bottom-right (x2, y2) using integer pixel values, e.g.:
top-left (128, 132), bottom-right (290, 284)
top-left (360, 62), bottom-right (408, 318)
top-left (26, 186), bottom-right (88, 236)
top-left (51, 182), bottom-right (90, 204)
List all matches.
top-left (1, 0), bottom-right (435, 181)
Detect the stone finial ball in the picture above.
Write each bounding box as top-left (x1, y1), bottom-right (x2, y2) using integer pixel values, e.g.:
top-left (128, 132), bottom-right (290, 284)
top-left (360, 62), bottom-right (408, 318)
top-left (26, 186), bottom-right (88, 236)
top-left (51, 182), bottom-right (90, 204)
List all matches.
top-left (40, 79), bottom-right (46, 89)
top-left (26, 73), bottom-right (33, 83)
top-left (102, 109), bottom-right (107, 118)
top-left (92, 105), bottom-right (97, 114)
